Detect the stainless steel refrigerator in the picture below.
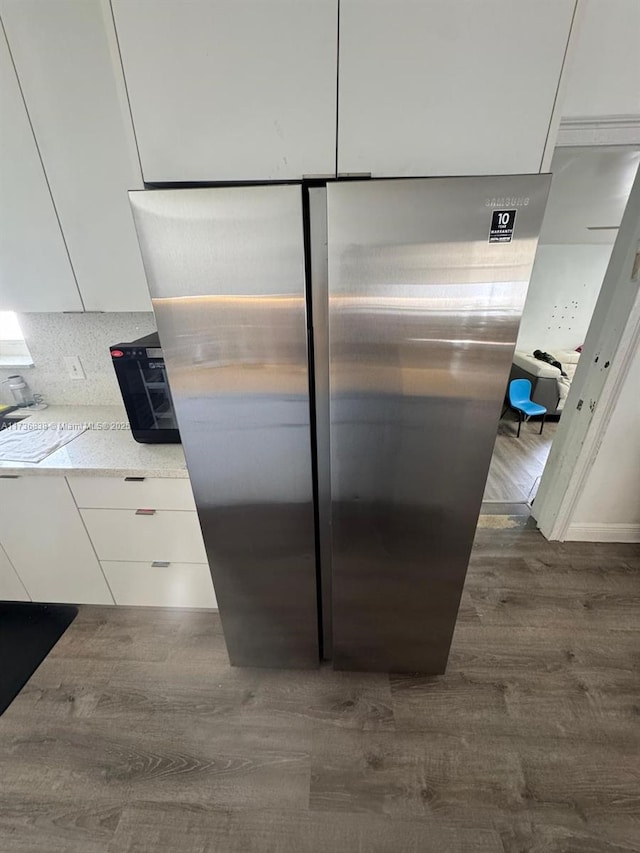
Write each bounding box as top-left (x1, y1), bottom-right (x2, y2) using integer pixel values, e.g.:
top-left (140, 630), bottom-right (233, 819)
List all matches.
top-left (130, 175), bottom-right (550, 673)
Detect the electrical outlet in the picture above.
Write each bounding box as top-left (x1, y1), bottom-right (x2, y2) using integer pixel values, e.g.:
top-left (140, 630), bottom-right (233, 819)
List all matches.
top-left (64, 355), bottom-right (86, 380)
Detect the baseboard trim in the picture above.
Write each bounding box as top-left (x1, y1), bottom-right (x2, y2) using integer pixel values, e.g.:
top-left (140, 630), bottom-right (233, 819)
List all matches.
top-left (564, 523), bottom-right (640, 543)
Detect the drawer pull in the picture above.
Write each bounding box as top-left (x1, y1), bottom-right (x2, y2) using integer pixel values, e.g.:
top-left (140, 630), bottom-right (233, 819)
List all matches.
top-left (0, 474), bottom-right (20, 479)
top-left (135, 508), bottom-right (156, 515)
top-left (125, 476), bottom-right (145, 482)
top-left (152, 561), bottom-right (170, 568)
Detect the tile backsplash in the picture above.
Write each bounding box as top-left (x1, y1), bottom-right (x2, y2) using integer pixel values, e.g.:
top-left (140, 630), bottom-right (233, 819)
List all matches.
top-left (0, 312), bottom-right (156, 407)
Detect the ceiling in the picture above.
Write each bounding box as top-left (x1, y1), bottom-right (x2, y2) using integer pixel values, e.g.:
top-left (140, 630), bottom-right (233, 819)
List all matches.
top-left (540, 145), bottom-right (640, 245)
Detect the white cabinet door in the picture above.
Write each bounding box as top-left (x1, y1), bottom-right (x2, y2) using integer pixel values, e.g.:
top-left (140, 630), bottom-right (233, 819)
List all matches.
top-left (0, 0), bottom-right (151, 311)
top-left (0, 542), bottom-right (29, 601)
top-left (0, 26), bottom-right (81, 312)
top-left (337, 0), bottom-right (576, 177)
top-left (0, 477), bottom-right (113, 605)
top-left (112, 0), bottom-right (338, 182)
top-left (561, 0), bottom-right (640, 120)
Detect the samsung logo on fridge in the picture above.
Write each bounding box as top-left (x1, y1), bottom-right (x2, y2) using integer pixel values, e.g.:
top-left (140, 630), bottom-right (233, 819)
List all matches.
top-left (485, 197), bottom-right (530, 208)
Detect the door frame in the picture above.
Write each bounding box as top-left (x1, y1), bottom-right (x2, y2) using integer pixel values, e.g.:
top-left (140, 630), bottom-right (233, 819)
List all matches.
top-left (532, 161), bottom-right (640, 540)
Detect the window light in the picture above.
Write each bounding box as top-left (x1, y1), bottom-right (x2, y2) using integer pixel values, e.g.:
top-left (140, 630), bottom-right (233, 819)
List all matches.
top-left (0, 311), bottom-right (24, 341)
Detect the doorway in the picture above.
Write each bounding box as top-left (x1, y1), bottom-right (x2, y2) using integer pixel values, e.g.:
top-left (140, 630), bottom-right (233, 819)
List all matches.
top-left (483, 144), bottom-right (640, 512)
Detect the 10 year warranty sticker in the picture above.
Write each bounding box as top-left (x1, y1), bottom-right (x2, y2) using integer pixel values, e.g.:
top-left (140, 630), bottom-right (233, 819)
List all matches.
top-left (489, 209), bottom-right (517, 243)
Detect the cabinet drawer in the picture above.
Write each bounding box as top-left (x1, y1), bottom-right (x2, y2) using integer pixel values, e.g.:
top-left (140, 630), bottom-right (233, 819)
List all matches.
top-left (101, 561), bottom-right (216, 609)
top-left (68, 476), bottom-right (196, 511)
top-left (81, 508), bottom-right (207, 563)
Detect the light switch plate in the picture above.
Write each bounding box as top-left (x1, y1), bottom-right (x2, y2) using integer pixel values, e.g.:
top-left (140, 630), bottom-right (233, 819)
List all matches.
top-left (64, 355), bottom-right (86, 380)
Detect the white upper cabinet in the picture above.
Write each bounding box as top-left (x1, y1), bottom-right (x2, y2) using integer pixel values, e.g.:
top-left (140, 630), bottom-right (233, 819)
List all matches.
top-left (111, 0), bottom-right (338, 182)
top-left (0, 26), bottom-right (81, 312)
top-left (562, 0), bottom-right (640, 119)
top-left (337, 0), bottom-right (577, 177)
top-left (0, 0), bottom-right (151, 311)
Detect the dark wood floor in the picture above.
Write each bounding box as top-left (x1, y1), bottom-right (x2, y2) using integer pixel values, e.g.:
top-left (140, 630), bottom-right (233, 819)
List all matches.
top-left (483, 415), bottom-right (557, 504)
top-left (1, 525), bottom-right (639, 852)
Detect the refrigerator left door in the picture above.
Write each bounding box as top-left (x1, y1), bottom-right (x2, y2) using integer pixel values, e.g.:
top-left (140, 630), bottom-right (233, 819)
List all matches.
top-left (129, 185), bottom-right (319, 668)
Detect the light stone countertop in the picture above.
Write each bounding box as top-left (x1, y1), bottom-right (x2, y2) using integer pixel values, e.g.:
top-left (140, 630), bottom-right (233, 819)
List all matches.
top-left (0, 405), bottom-right (189, 478)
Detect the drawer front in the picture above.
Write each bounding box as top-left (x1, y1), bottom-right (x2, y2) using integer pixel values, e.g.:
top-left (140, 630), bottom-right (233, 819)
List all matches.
top-left (101, 561), bottom-right (216, 609)
top-left (81, 508), bottom-right (207, 563)
top-left (68, 476), bottom-right (196, 511)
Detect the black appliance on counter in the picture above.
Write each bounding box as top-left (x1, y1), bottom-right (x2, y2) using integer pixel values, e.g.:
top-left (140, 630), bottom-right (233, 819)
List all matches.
top-left (110, 332), bottom-right (180, 443)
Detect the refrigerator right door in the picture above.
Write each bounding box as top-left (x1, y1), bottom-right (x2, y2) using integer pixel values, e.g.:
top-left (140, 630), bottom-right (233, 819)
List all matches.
top-left (327, 176), bottom-right (550, 672)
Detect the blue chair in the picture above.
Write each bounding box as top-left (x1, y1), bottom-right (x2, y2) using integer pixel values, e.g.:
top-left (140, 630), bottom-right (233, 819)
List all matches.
top-left (506, 379), bottom-right (547, 438)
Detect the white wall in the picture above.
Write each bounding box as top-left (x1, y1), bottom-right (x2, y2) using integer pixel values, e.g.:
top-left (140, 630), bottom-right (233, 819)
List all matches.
top-left (0, 313), bottom-right (156, 407)
top-left (517, 146), bottom-right (639, 354)
top-left (539, 147), bottom-right (640, 245)
top-left (567, 338), bottom-right (640, 539)
top-left (516, 244), bottom-right (612, 352)
top-left (562, 0), bottom-right (640, 119)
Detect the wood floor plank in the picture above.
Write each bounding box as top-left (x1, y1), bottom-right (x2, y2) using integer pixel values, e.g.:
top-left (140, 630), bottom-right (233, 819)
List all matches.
top-left (524, 555), bottom-right (640, 593)
top-left (498, 817), bottom-right (640, 853)
top-left (0, 795), bottom-right (121, 853)
top-left (107, 803), bottom-right (504, 853)
top-left (467, 554), bottom-right (640, 595)
top-left (229, 666), bottom-right (396, 731)
top-left (468, 585), bottom-right (640, 629)
top-left (465, 556), bottom-right (541, 589)
top-left (556, 541), bottom-right (640, 559)
top-left (0, 714), bottom-right (311, 811)
top-left (309, 725), bottom-right (531, 827)
top-left (517, 739), bottom-right (640, 825)
top-left (47, 606), bottom-right (184, 664)
top-left (90, 662), bottom-right (395, 732)
top-left (390, 667), bottom-right (640, 744)
top-left (448, 625), bottom-right (640, 672)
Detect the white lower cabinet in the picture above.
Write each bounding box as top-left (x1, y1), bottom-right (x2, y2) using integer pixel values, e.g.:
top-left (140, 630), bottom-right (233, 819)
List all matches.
top-left (0, 474), bottom-right (213, 609)
top-left (0, 542), bottom-right (29, 601)
top-left (101, 561), bottom-right (216, 609)
top-left (80, 508), bottom-right (208, 564)
top-left (0, 477), bottom-right (113, 604)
